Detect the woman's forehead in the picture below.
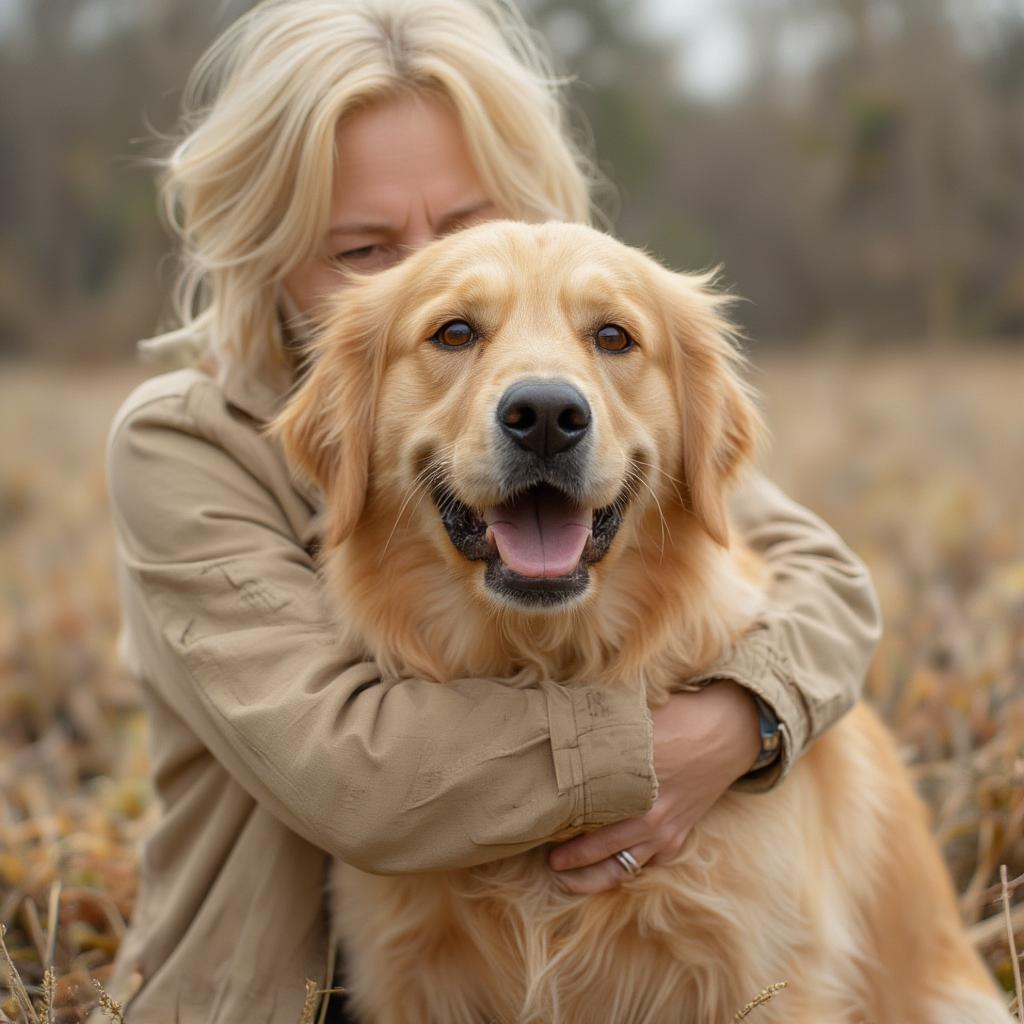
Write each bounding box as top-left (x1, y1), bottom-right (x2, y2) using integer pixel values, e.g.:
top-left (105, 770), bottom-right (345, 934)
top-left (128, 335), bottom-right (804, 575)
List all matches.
top-left (329, 94), bottom-right (487, 232)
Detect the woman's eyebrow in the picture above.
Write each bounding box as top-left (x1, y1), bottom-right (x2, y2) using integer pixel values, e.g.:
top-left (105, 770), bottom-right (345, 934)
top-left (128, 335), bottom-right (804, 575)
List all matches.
top-left (328, 199), bottom-right (496, 238)
top-left (329, 221), bottom-right (391, 236)
top-left (437, 198), bottom-right (496, 230)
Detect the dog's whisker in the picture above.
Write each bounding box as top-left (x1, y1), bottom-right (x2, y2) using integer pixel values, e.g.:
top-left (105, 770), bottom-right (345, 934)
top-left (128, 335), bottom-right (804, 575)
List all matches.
top-left (380, 478), bottom-right (433, 559)
top-left (619, 458), bottom-right (672, 560)
top-left (631, 457), bottom-right (687, 509)
top-left (630, 457), bottom-right (682, 486)
top-left (633, 475), bottom-right (670, 560)
top-left (379, 459), bottom-right (453, 559)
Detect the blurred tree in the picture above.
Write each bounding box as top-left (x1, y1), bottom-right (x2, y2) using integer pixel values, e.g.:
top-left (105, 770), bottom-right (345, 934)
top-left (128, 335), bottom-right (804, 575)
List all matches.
top-left (519, 0), bottom-right (677, 229)
top-left (0, 0), bottom-right (229, 358)
top-left (1, 0), bottom-right (1022, 358)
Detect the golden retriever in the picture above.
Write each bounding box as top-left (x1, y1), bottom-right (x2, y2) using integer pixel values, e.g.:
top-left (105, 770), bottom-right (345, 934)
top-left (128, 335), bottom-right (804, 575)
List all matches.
top-left (273, 221), bottom-right (1009, 1024)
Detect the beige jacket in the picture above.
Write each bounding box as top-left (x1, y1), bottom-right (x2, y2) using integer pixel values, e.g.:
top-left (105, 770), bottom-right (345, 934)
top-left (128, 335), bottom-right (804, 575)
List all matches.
top-left (102, 347), bottom-right (880, 1022)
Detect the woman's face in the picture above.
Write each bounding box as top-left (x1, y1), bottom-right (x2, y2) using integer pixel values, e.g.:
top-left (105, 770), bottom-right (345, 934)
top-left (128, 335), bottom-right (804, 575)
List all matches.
top-left (284, 93), bottom-right (500, 316)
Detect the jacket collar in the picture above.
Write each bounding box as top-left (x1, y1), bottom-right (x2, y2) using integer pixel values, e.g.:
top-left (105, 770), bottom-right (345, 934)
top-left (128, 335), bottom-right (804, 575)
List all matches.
top-left (218, 302), bottom-right (311, 424)
top-left (219, 342), bottom-right (296, 425)
top-left (217, 323), bottom-right (323, 511)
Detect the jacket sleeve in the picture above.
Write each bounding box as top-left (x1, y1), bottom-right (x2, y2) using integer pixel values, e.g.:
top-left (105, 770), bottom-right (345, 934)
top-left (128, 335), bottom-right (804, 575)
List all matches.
top-left (107, 376), bottom-right (655, 874)
top-left (688, 472), bottom-right (882, 791)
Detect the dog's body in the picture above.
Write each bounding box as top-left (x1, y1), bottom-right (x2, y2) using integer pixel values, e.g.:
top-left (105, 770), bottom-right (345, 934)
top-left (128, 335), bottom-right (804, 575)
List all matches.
top-left (275, 222), bottom-right (1009, 1023)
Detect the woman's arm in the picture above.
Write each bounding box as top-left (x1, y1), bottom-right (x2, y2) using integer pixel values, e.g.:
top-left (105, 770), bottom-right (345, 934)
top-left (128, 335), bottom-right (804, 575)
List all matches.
top-left (695, 470), bottom-right (883, 787)
top-left (549, 471), bottom-right (882, 891)
top-left (109, 370), bottom-right (656, 874)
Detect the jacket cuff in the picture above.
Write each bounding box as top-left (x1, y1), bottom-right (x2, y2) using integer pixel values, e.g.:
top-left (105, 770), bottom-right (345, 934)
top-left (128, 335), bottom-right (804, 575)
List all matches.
top-left (546, 684), bottom-right (657, 828)
top-left (686, 623), bottom-right (806, 793)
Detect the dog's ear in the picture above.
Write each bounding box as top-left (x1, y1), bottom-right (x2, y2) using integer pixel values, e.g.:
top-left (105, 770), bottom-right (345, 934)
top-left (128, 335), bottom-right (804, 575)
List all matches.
top-left (661, 268), bottom-right (761, 547)
top-left (270, 283), bottom-right (389, 550)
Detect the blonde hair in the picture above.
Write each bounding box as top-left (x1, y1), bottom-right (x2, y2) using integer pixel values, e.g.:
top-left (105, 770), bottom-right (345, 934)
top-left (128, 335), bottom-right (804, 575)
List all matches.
top-left (146, 0), bottom-right (602, 367)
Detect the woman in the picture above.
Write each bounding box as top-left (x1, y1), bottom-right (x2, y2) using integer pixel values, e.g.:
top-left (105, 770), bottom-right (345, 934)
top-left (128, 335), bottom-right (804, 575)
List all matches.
top-left (103, 1), bottom-right (880, 1020)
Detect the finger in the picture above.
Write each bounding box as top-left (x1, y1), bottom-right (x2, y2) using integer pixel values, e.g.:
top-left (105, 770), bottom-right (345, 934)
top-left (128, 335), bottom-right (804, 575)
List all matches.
top-left (547, 818), bottom-right (651, 872)
top-left (552, 841), bottom-right (660, 895)
top-left (551, 857), bottom-right (627, 895)
top-left (646, 829), bottom-right (691, 867)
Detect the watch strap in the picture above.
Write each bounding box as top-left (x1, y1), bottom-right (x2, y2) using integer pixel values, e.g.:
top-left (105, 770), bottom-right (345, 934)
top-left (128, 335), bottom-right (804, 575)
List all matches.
top-left (749, 694), bottom-right (781, 772)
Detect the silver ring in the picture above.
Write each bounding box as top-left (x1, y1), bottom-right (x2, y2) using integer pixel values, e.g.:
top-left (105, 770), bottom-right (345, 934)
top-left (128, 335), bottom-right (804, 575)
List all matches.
top-left (614, 849), bottom-right (642, 877)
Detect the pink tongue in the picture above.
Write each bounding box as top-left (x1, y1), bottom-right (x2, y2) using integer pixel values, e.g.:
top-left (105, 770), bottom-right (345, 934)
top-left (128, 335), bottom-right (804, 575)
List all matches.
top-left (484, 486), bottom-right (592, 578)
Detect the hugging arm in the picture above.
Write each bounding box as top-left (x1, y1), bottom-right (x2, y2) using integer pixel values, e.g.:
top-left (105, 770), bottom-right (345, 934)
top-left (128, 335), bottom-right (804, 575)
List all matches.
top-left (548, 471), bottom-right (881, 888)
top-left (696, 470), bottom-right (883, 789)
top-left (107, 376), bottom-right (655, 875)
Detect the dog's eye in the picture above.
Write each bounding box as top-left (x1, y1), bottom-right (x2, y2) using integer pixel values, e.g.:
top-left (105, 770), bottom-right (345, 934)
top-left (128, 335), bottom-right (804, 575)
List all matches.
top-left (595, 324), bottom-right (634, 353)
top-left (432, 320), bottom-right (478, 349)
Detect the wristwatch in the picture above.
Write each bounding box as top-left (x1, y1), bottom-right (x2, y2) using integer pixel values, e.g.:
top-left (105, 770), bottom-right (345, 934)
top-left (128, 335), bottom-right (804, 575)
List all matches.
top-left (749, 695), bottom-right (782, 772)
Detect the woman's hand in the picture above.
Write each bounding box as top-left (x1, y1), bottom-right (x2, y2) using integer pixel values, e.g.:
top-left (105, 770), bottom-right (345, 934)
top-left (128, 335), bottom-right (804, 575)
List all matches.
top-left (547, 679), bottom-right (761, 894)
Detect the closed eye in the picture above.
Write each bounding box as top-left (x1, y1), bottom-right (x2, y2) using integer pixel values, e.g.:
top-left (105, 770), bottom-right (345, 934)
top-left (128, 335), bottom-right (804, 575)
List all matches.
top-left (333, 244), bottom-right (401, 271)
top-left (340, 245), bottom-right (376, 260)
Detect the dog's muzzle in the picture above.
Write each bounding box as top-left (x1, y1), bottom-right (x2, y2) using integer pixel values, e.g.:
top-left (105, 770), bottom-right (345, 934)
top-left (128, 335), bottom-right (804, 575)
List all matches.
top-left (432, 379), bottom-right (630, 609)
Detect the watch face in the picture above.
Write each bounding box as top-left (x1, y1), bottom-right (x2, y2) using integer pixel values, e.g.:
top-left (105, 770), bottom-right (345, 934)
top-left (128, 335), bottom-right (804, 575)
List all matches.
top-left (751, 696), bottom-right (781, 771)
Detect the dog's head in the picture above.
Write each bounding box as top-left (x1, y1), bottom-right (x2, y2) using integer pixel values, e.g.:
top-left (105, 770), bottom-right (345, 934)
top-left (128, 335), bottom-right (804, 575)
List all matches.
top-left (273, 221), bottom-right (758, 613)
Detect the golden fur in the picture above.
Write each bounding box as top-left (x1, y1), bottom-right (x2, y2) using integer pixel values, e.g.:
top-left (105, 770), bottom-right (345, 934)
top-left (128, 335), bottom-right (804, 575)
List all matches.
top-left (274, 221), bottom-right (1009, 1023)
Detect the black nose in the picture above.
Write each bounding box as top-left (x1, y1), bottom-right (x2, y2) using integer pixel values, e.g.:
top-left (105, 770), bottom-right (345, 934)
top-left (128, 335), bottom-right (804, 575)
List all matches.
top-left (496, 379), bottom-right (592, 457)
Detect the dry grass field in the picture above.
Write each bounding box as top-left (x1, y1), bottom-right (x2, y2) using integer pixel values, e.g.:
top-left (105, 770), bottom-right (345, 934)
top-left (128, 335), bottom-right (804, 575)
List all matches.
top-left (1, 351), bottom-right (1022, 1021)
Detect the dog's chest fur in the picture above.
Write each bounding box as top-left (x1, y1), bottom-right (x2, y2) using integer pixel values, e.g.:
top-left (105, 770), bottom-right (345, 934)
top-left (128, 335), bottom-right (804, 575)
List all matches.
top-left (329, 817), bottom-right (810, 1024)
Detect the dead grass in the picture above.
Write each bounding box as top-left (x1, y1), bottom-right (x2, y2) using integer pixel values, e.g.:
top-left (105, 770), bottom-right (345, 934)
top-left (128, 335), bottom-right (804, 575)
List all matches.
top-left (0, 351), bottom-right (1021, 1020)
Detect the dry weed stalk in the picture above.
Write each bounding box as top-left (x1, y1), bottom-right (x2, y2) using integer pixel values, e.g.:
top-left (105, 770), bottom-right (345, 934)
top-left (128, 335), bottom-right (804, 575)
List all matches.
top-left (43, 883), bottom-right (60, 973)
top-left (1003, 865), bottom-right (1024, 1022)
top-left (40, 967), bottom-right (55, 1024)
top-left (733, 980), bottom-right (788, 1020)
top-left (297, 978), bottom-right (320, 1024)
top-left (91, 978), bottom-right (124, 1024)
top-left (295, 980), bottom-right (349, 1024)
top-left (0, 925), bottom-right (39, 1024)
top-left (970, 903), bottom-right (1024, 947)
top-left (18, 902), bottom-right (45, 968)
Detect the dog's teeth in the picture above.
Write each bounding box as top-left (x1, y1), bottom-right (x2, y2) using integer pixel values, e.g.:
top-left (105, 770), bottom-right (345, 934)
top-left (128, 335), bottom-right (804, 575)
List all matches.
top-left (485, 526), bottom-right (496, 549)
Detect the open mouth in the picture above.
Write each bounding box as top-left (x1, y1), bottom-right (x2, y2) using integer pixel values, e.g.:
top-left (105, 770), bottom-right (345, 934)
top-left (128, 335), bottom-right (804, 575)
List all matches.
top-left (434, 481), bottom-right (626, 607)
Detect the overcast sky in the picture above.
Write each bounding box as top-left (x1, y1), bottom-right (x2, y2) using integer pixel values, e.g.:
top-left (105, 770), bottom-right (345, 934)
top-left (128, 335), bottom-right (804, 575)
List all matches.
top-left (640, 0), bottom-right (750, 98)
